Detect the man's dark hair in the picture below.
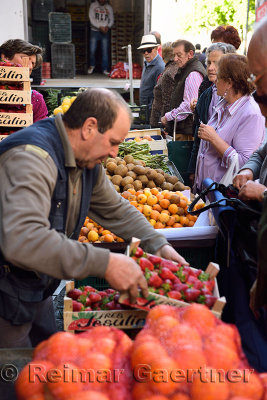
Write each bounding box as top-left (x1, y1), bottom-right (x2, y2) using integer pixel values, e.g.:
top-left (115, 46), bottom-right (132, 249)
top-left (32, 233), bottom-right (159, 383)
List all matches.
top-left (0, 39), bottom-right (43, 68)
top-left (62, 88), bottom-right (132, 132)
top-left (195, 43), bottom-right (201, 50)
top-left (172, 39), bottom-right (195, 54)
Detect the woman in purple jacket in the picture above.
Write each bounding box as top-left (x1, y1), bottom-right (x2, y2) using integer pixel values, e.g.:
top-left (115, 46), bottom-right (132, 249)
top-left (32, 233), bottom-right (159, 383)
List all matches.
top-left (0, 39), bottom-right (48, 123)
top-left (195, 54), bottom-right (265, 193)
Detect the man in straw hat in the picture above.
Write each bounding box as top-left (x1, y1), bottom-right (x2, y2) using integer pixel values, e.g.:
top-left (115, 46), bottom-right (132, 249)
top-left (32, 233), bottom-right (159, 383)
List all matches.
top-left (138, 34), bottom-right (165, 120)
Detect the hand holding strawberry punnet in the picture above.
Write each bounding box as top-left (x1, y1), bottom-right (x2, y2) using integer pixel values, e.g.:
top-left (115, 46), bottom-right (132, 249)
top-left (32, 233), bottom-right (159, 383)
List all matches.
top-left (104, 253), bottom-right (148, 304)
top-left (156, 244), bottom-right (189, 266)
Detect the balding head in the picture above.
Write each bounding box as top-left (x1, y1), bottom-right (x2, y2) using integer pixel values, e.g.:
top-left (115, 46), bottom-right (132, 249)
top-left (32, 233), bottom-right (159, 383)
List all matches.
top-left (248, 16), bottom-right (267, 65)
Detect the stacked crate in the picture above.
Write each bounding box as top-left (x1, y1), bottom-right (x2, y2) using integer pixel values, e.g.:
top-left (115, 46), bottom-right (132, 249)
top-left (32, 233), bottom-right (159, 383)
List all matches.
top-left (0, 61), bottom-right (33, 140)
top-left (49, 12), bottom-right (76, 79)
top-left (111, 12), bottom-right (134, 65)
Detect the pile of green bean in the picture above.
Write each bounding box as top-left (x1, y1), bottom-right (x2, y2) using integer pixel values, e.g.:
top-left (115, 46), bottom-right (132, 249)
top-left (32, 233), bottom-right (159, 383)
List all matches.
top-left (118, 142), bottom-right (169, 171)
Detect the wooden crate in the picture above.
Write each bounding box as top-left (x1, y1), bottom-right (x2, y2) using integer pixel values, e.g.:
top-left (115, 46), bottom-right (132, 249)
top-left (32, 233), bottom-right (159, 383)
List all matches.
top-left (126, 128), bottom-right (167, 155)
top-left (0, 63), bottom-right (33, 128)
top-left (64, 281), bottom-right (147, 333)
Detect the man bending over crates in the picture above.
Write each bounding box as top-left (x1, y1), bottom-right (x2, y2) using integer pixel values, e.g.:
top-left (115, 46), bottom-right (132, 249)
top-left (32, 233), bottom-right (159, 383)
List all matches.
top-left (0, 88), bottom-right (187, 348)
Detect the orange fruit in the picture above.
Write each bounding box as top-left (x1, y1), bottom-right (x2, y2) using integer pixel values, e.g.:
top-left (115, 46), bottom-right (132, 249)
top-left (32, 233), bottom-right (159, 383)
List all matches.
top-left (154, 221), bottom-right (165, 229)
top-left (144, 188), bottom-right (152, 197)
top-left (149, 357), bottom-right (179, 395)
top-left (161, 209), bottom-right (170, 215)
top-left (146, 305), bottom-right (177, 324)
top-left (143, 204), bottom-right (152, 217)
top-left (156, 193), bottom-right (165, 202)
top-left (168, 204), bottom-right (178, 214)
top-left (166, 216), bottom-right (176, 226)
top-left (182, 304), bottom-right (216, 335)
top-left (131, 340), bottom-right (167, 367)
top-left (150, 210), bottom-right (160, 221)
top-left (166, 324), bottom-right (202, 349)
top-left (204, 342), bottom-right (239, 370)
top-left (80, 351), bottom-right (112, 370)
top-left (179, 199), bottom-right (188, 208)
top-left (15, 361), bottom-right (53, 400)
top-left (159, 199), bottom-right (170, 209)
top-left (130, 200), bottom-right (138, 207)
top-left (177, 207), bottom-right (185, 216)
top-left (86, 222), bottom-right (95, 230)
top-left (67, 392), bottom-right (109, 400)
top-left (122, 191), bottom-right (133, 199)
top-left (136, 204), bottom-right (144, 213)
top-left (153, 204), bottom-right (162, 212)
top-left (116, 236), bottom-right (124, 242)
top-left (188, 221), bottom-right (195, 227)
top-left (46, 363), bottom-right (84, 400)
top-left (170, 194), bottom-right (181, 205)
top-left (103, 234), bottom-right (114, 242)
top-left (179, 216), bottom-right (189, 226)
top-left (149, 219), bottom-right (156, 227)
top-left (228, 371), bottom-right (264, 399)
top-left (136, 190), bottom-right (143, 196)
top-left (191, 370), bottom-right (230, 400)
top-left (101, 230), bottom-right (111, 236)
top-left (137, 194), bottom-right (147, 204)
top-left (164, 191), bottom-right (173, 200)
top-left (80, 226), bottom-right (89, 236)
top-left (170, 394), bottom-right (190, 400)
top-left (78, 236), bottom-right (87, 242)
top-left (151, 188), bottom-right (159, 195)
top-left (132, 383), bottom-right (153, 400)
top-left (173, 223), bottom-right (182, 228)
top-left (174, 215), bottom-right (180, 222)
top-left (159, 213), bottom-right (170, 224)
top-left (127, 188), bottom-right (136, 195)
top-left (88, 230), bottom-right (99, 242)
top-left (147, 195), bottom-right (158, 206)
top-left (45, 332), bottom-right (80, 364)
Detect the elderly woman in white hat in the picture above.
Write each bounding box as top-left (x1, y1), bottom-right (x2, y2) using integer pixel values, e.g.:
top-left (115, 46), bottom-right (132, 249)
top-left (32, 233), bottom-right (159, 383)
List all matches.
top-left (138, 34), bottom-right (165, 120)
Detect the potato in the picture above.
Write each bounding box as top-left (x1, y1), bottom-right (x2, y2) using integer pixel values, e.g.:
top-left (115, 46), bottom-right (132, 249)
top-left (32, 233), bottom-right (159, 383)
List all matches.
top-left (161, 182), bottom-right (174, 191)
top-left (124, 184), bottom-right (134, 191)
top-left (105, 157), bottom-right (117, 166)
top-left (166, 175), bottom-right (179, 184)
top-left (117, 160), bottom-right (127, 166)
top-left (114, 165), bottom-right (128, 177)
top-left (126, 171), bottom-right (137, 180)
top-left (115, 157), bottom-right (122, 163)
top-left (147, 180), bottom-right (156, 189)
top-left (127, 163), bottom-right (135, 171)
top-left (154, 173), bottom-right (165, 186)
top-left (173, 181), bottom-right (185, 191)
top-left (121, 176), bottom-right (134, 187)
top-left (133, 165), bottom-right (146, 175)
top-left (138, 175), bottom-right (149, 186)
top-left (106, 162), bottom-right (117, 173)
top-left (133, 180), bottom-right (142, 191)
top-left (133, 160), bottom-right (143, 166)
top-left (146, 169), bottom-right (157, 180)
top-left (111, 175), bottom-right (123, 186)
top-left (113, 184), bottom-right (120, 192)
top-left (156, 168), bottom-right (165, 175)
top-left (124, 154), bottom-right (134, 164)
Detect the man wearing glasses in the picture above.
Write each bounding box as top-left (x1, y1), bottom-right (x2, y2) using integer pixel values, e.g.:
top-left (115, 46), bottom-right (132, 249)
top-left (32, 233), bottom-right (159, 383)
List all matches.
top-left (137, 34), bottom-right (165, 121)
top-left (233, 16), bottom-right (267, 318)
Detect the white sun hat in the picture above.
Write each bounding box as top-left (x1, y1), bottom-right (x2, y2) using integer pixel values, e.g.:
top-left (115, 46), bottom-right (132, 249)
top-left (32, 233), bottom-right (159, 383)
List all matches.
top-left (137, 34), bottom-right (160, 50)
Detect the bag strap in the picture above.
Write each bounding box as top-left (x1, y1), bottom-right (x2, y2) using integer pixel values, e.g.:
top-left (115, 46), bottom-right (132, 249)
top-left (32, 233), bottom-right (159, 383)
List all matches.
top-left (188, 181), bottom-right (262, 217)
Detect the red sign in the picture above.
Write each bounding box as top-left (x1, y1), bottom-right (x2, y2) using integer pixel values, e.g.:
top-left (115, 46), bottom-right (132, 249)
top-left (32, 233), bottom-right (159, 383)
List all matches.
top-left (256, 0), bottom-right (267, 21)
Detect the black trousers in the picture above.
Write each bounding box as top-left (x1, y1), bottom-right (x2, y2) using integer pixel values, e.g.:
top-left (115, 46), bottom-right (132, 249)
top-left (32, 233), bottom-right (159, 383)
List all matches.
top-left (0, 296), bottom-right (58, 348)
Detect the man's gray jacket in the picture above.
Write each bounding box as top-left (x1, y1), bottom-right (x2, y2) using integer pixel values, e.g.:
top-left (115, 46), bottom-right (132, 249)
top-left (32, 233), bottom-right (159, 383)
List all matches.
top-left (241, 141), bottom-right (267, 185)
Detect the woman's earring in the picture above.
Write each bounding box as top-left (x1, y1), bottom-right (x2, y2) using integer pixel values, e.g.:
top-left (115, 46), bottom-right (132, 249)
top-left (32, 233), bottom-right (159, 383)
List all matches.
top-left (223, 89), bottom-right (228, 98)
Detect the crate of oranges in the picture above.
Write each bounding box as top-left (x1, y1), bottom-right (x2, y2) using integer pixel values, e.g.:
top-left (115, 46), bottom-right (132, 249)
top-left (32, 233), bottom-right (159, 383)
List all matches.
top-left (78, 217), bottom-right (125, 244)
top-left (121, 187), bottom-right (203, 229)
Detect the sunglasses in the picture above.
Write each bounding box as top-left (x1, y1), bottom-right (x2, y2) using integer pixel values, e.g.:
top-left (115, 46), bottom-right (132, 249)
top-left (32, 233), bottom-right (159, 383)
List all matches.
top-left (142, 47), bottom-right (155, 54)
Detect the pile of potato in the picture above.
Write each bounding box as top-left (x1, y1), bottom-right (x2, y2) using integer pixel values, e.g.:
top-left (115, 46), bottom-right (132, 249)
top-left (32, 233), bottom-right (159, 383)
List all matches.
top-left (104, 155), bottom-right (187, 193)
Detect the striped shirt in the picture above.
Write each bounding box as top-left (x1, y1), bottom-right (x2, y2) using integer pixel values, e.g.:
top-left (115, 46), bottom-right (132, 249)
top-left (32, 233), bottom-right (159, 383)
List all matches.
top-left (208, 84), bottom-right (220, 121)
top-left (165, 71), bottom-right (203, 121)
top-left (195, 95), bottom-right (265, 192)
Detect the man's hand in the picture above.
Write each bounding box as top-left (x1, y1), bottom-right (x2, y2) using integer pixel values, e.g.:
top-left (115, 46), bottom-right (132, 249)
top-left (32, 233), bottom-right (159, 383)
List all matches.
top-left (156, 244), bottom-right (189, 265)
top-left (238, 180), bottom-right (266, 202)
top-left (104, 253), bottom-right (148, 304)
top-left (161, 116), bottom-right (167, 126)
top-left (233, 169), bottom-right (254, 190)
top-left (99, 26), bottom-right (108, 33)
top-left (190, 98), bottom-right (197, 112)
top-left (198, 123), bottom-right (217, 142)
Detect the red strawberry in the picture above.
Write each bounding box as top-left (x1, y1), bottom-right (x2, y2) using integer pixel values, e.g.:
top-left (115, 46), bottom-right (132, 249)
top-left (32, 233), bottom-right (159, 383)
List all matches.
top-left (158, 288), bottom-right (165, 296)
top-left (184, 288), bottom-right (201, 302)
top-left (148, 255), bottom-right (162, 265)
top-left (68, 289), bottom-right (83, 300)
top-left (106, 300), bottom-right (116, 310)
top-left (187, 275), bottom-right (198, 284)
top-left (173, 282), bottom-right (189, 292)
top-left (203, 280), bottom-right (215, 292)
top-left (159, 267), bottom-right (176, 281)
top-left (160, 259), bottom-right (179, 272)
top-left (132, 247), bottom-right (144, 258)
top-left (84, 286), bottom-right (96, 292)
top-left (106, 288), bottom-right (115, 294)
top-left (139, 257), bottom-right (154, 272)
top-left (193, 280), bottom-right (204, 290)
top-left (148, 272), bottom-right (163, 288)
top-left (98, 291), bottom-right (108, 298)
top-left (89, 293), bottom-right (102, 303)
top-left (204, 294), bottom-right (217, 308)
top-left (167, 291), bottom-right (182, 300)
top-left (72, 300), bottom-right (84, 311)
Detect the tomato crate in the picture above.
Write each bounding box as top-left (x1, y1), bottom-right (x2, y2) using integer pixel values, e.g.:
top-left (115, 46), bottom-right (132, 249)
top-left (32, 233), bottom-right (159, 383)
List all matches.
top-left (64, 281), bottom-right (147, 333)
